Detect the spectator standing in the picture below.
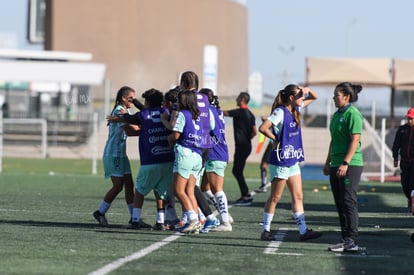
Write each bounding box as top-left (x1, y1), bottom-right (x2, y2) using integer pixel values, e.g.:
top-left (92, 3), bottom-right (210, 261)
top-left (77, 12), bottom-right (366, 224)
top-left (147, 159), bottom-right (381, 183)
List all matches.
top-left (392, 107), bottom-right (414, 212)
top-left (223, 92), bottom-right (257, 205)
top-left (323, 82), bottom-right (364, 252)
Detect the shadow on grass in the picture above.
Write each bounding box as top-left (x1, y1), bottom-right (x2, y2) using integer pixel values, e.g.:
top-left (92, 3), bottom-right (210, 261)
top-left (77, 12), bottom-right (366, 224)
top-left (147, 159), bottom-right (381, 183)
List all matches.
top-left (0, 219), bottom-right (147, 231)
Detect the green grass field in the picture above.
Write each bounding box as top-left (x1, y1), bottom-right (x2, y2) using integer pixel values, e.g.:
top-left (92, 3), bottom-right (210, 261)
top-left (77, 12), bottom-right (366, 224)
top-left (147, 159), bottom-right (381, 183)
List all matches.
top-left (1, 157), bottom-right (413, 275)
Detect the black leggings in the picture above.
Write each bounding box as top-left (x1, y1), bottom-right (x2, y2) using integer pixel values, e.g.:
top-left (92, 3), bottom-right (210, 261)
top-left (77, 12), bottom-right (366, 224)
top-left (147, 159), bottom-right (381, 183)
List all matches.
top-left (194, 185), bottom-right (212, 216)
top-left (400, 160), bottom-right (414, 200)
top-left (232, 144), bottom-right (252, 197)
top-left (329, 165), bottom-right (363, 241)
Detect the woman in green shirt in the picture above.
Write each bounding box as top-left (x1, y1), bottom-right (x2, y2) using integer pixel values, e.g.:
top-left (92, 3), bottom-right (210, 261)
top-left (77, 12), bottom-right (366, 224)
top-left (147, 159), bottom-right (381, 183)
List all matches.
top-left (323, 82), bottom-right (364, 253)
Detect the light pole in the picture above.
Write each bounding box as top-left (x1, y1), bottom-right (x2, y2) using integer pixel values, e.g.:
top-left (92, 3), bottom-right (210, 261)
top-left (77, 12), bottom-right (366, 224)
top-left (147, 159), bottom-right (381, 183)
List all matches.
top-left (346, 18), bottom-right (358, 56)
top-left (279, 45), bottom-right (295, 86)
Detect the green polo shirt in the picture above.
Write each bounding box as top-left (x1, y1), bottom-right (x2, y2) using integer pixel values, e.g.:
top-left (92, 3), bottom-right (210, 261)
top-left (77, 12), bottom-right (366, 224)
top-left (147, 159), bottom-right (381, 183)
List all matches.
top-left (329, 104), bottom-right (364, 167)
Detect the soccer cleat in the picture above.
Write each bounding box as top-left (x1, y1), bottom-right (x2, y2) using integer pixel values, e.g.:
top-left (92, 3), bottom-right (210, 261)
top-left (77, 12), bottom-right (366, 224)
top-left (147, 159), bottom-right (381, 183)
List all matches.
top-left (165, 219), bottom-right (184, 230)
top-left (175, 223), bottom-right (188, 232)
top-left (200, 217), bottom-right (221, 233)
top-left (255, 185), bottom-right (267, 193)
top-left (299, 228), bottom-right (322, 241)
top-left (233, 196), bottom-right (253, 206)
top-left (210, 222), bottom-right (232, 232)
top-left (164, 219), bottom-right (180, 231)
top-left (93, 210), bottom-right (108, 226)
top-left (127, 221), bottom-right (141, 229)
top-left (138, 219), bottom-right (153, 229)
top-left (174, 221), bottom-right (187, 232)
top-left (164, 224), bottom-right (175, 231)
top-left (152, 222), bottom-right (166, 231)
top-left (126, 220), bottom-right (152, 230)
top-left (260, 230), bottom-right (274, 241)
top-left (165, 219), bottom-right (180, 226)
top-left (180, 219), bottom-right (202, 234)
top-left (228, 214), bottom-right (234, 224)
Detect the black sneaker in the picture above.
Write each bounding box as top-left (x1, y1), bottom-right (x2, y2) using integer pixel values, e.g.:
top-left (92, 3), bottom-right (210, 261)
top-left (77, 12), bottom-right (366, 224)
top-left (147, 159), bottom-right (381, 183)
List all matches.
top-left (127, 221), bottom-right (141, 229)
top-left (138, 219), bottom-right (153, 229)
top-left (299, 228), bottom-right (322, 241)
top-left (126, 220), bottom-right (152, 230)
top-left (260, 230), bottom-right (274, 241)
top-left (328, 241), bottom-right (345, 252)
top-left (152, 222), bottom-right (166, 231)
top-left (233, 196), bottom-right (253, 206)
top-left (344, 242), bottom-right (359, 252)
top-left (329, 239), bottom-right (358, 252)
top-left (93, 210), bottom-right (108, 226)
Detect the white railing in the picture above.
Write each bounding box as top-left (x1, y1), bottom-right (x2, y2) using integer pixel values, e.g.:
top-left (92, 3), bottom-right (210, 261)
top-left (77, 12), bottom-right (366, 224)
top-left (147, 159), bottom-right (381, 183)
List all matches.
top-left (363, 117), bottom-right (397, 182)
top-left (2, 118), bottom-right (48, 159)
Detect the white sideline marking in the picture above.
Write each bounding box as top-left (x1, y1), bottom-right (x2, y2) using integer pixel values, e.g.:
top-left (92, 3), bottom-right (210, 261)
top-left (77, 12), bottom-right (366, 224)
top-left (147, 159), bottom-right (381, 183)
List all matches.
top-left (88, 188), bottom-right (244, 275)
top-left (89, 193), bottom-right (241, 275)
top-left (88, 234), bottom-right (181, 275)
top-left (264, 228), bottom-right (293, 255)
top-left (263, 228), bottom-right (304, 256)
top-left (90, 195), bottom-right (239, 275)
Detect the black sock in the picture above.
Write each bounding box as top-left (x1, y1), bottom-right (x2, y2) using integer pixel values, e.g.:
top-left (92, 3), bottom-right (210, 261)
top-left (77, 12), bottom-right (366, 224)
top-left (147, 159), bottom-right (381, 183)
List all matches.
top-left (261, 168), bottom-right (267, 186)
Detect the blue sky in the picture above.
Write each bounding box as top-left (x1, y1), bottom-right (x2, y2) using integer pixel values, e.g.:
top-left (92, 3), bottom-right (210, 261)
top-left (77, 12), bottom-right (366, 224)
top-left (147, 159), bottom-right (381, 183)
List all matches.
top-left (1, 0), bottom-right (413, 114)
top-left (246, 0), bottom-right (414, 115)
top-left (247, 1), bottom-right (414, 92)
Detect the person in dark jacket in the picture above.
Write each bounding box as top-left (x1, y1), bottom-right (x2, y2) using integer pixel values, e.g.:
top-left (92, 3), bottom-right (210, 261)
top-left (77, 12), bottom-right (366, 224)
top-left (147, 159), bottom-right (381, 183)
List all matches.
top-left (392, 107), bottom-right (414, 212)
top-left (223, 92), bottom-right (257, 205)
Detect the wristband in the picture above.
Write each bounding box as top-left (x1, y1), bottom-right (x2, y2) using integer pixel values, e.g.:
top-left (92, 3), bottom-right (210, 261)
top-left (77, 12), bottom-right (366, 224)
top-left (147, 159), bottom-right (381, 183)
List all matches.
top-left (342, 161), bottom-right (349, 166)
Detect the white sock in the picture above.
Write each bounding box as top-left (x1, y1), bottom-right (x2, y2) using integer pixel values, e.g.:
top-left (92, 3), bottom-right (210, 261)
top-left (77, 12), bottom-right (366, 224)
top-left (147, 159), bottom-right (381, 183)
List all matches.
top-left (132, 208), bottom-right (141, 222)
top-left (157, 208), bottom-right (165, 224)
top-left (204, 190), bottom-right (219, 211)
top-left (262, 212), bottom-right (274, 232)
top-left (293, 212), bottom-right (307, 235)
top-left (215, 191), bottom-right (229, 223)
top-left (186, 210), bottom-right (198, 222)
top-left (98, 200), bottom-right (111, 214)
top-left (181, 212), bottom-right (188, 224)
top-left (206, 214), bottom-right (216, 221)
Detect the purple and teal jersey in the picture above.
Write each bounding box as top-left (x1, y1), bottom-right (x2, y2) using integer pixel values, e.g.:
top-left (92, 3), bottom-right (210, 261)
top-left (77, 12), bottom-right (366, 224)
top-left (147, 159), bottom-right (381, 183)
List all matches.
top-left (268, 106), bottom-right (304, 167)
top-left (173, 110), bottom-right (204, 156)
top-left (208, 107), bottom-right (228, 162)
top-left (196, 92), bottom-right (213, 149)
top-left (134, 107), bottom-right (174, 165)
